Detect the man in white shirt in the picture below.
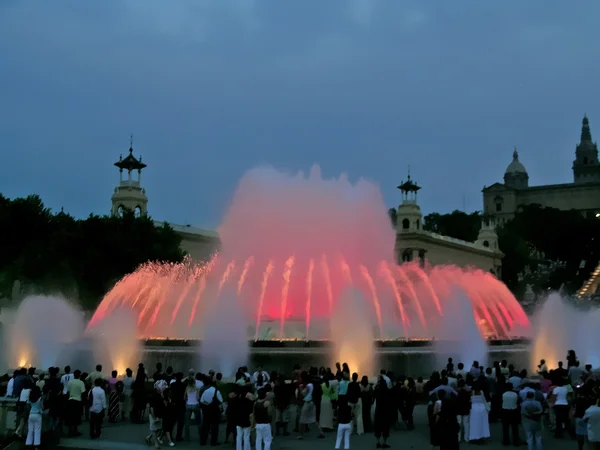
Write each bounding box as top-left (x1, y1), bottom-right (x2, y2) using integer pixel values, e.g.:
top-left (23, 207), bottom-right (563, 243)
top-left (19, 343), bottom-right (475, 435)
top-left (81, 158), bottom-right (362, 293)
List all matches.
top-left (88, 378), bottom-right (107, 439)
top-left (380, 370), bottom-right (392, 390)
top-left (502, 383), bottom-right (521, 446)
top-left (6, 371), bottom-right (17, 397)
top-left (552, 379), bottom-right (572, 438)
top-left (583, 398), bottom-right (600, 444)
top-left (61, 366), bottom-right (74, 395)
top-left (253, 366), bottom-right (270, 386)
top-left (200, 381), bottom-right (223, 446)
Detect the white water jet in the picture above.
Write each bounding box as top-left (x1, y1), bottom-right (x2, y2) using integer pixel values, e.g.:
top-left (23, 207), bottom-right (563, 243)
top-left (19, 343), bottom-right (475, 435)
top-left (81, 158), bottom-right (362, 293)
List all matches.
top-left (331, 287), bottom-right (376, 377)
top-left (85, 307), bottom-right (141, 376)
top-left (7, 295), bottom-right (85, 369)
top-left (200, 288), bottom-right (248, 377)
top-left (434, 290), bottom-right (488, 371)
top-left (531, 293), bottom-right (600, 370)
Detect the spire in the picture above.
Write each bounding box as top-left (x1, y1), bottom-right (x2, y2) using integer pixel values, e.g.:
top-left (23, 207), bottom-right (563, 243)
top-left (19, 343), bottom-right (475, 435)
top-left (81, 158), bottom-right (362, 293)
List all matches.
top-left (581, 115), bottom-right (592, 142)
top-left (513, 146), bottom-right (519, 161)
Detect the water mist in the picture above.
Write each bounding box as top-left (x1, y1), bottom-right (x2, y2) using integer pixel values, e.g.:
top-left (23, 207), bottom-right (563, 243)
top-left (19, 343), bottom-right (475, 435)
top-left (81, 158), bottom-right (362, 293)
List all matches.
top-left (330, 287), bottom-right (376, 377)
top-left (531, 293), bottom-right (600, 370)
top-left (7, 295), bottom-right (85, 369)
top-left (86, 307), bottom-right (141, 376)
top-left (434, 290), bottom-right (488, 371)
top-left (200, 287), bottom-right (248, 377)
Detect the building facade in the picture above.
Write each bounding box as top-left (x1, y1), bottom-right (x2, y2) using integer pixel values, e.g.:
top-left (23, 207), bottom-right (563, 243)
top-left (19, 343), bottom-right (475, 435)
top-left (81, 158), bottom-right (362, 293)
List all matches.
top-left (483, 116), bottom-right (600, 222)
top-left (110, 144), bottom-right (220, 261)
top-left (394, 175), bottom-right (504, 275)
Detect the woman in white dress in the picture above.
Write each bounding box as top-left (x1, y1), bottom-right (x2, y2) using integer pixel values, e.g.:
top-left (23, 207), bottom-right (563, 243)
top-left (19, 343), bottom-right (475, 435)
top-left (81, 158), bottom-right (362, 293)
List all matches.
top-left (468, 385), bottom-right (490, 442)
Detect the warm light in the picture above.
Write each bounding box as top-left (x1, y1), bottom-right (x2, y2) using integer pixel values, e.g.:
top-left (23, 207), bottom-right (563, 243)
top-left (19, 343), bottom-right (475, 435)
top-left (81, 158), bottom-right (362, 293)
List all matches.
top-left (596, 213), bottom-right (600, 218)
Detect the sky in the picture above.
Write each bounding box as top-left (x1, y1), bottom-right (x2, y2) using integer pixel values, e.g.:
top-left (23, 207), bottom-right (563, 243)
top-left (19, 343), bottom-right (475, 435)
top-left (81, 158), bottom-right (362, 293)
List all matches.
top-left (1, 1), bottom-right (599, 229)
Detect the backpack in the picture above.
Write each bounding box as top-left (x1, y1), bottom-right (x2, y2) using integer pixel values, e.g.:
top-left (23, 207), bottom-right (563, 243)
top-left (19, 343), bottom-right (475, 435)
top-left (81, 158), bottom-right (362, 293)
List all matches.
top-left (88, 389), bottom-right (94, 407)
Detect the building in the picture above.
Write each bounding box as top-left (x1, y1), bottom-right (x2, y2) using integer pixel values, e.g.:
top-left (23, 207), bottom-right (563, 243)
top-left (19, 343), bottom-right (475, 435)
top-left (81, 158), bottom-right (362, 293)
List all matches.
top-left (110, 143), bottom-right (220, 261)
top-left (394, 174), bottom-right (504, 275)
top-left (483, 116), bottom-right (600, 222)
top-left (111, 142), bottom-right (503, 273)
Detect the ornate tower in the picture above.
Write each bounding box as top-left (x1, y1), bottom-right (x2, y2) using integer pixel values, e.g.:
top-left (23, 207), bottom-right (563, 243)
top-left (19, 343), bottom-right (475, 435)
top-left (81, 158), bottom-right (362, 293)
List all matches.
top-left (111, 138), bottom-right (148, 217)
top-left (503, 148), bottom-right (529, 189)
top-left (573, 115), bottom-right (600, 183)
top-left (395, 171), bottom-right (426, 264)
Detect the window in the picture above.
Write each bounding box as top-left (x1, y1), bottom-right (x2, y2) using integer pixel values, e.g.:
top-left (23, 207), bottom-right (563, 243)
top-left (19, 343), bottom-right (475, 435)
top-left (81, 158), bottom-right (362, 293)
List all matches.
top-left (584, 157), bottom-right (589, 165)
top-left (117, 205), bottom-right (124, 217)
top-left (483, 240), bottom-right (490, 248)
top-left (495, 202), bottom-right (502, 212)
top-left (134, 206), bottom-right (142, 218)
top-left (418, 249), bottom-right (426, 267)
top-left (401, 250), bottom-right (412, 262)
top-left (402, 218), bottom-right (410, 230)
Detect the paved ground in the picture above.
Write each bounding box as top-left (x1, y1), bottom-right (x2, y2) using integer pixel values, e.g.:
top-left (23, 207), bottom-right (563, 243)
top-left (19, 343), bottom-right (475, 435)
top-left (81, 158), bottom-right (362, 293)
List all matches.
top-left (44, 405), bottom-right (577, 450)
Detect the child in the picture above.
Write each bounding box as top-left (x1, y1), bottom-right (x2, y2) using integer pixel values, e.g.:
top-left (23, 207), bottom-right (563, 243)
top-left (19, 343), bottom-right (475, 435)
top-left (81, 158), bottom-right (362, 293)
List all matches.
top-left (335, 401), bottom-right (352, 450)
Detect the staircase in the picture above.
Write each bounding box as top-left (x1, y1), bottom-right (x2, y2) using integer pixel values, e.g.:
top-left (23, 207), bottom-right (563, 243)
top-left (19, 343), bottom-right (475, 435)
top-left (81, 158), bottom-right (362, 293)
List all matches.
top-left (576, 263), bottom-right (600, 298)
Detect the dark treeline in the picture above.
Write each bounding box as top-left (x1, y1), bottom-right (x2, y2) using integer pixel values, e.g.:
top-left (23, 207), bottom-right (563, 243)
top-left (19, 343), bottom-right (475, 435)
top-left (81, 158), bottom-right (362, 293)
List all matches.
top-left (0, 194), bottom-right (184, 310)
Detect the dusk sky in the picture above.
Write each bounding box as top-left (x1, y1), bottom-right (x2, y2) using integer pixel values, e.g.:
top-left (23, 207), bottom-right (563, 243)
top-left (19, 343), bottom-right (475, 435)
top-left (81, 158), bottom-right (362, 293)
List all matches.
top-left (1, 1), bottom-right (599, 229)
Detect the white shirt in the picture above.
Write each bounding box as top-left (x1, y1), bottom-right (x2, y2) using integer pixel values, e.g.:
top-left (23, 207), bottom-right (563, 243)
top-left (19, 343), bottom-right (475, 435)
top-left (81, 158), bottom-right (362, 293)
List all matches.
top-left (89, 386), bottom-right (107, 414)
top-left (6, 378), bottom-right (14, 397)
top-left (61, 373), bottom-right (74, 395)
top-left (553, 386), bottom-right (569, 406)
top-left (195, 380), bottom-right (204, 391)
top-left (584, 405), bottom-right (600, 442)
top-left (519, 386), bottom-right (535, 401)
top-left (19, 388), bottom-right (31, 402)
top-left (122, 376), bottom-right (134, 395)
top-left (447, 377), bottom-right (458, 389)
top-left (253, 371), bottom-right (270, 384)
top-left (502, 391), bottom-right (519, 410)
top-left (200, 386), bottom-right (223, 405)
top-left (382, 375), bottom-right (392, 390)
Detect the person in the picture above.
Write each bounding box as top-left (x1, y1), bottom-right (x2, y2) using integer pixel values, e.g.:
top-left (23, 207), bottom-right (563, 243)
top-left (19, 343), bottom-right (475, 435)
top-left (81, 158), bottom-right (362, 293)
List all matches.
top-left (469, 382), bottom-right (490, 442)
top-left (65, 370), bottom-right (86, 437)
top-left (88, 378), bottom-right (107, 439)
top-left (107, 370), bottom-right (120, 422)
top-left (335, 400), bottom-right (352, 450)
top-left (273, 374), bottom-right (292, 436)
top-left (254, 388), bottom-right (272, 450)
top-left (145, 386), bottom-right (165, 449)
top-left (230, 385), bottom-right (254, 450)
top-left (456, 378), bottom-right (471, 443)
top-left (184, 376), bottom-right (201, 441)
top-left (583, 397), bottom-right (600, 448)
top-left (121, 368), bottom-right (135, 421)
top-left (319, 375), bottom-right (335, 431)
top-left (501, 382), bottom-right (521, 445)
top-left (347, 372), bottom-right (363, 435)
top-left (199, 377), bottom-right (223, 446)
top-left (437, 394), bottom-right (460, 450)
top-left (574, 388), bottom-right (593, 450)
top-left (373, 377), bottom-right (392, 449)
top-left (297, 372), bottom-right (324, 439)
top-left (162, 388), bottom-right (176, 447)
top-left (360, 376), bottom-right (373, 433)
top-left (521, 390), bottom-right (543, 450)
top-left (26, 386), bottom-right (44, 449)
top-left (552, 377), bottom-right (572, 438)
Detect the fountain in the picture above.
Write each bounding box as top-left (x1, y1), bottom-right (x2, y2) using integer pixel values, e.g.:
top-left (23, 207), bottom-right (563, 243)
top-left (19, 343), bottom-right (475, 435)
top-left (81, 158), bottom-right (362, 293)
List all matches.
top-left (199, 287), bottom-right (249, 377)
top-left (531, 293), bottom-right (600, 370)
top-left (90, 166), bottom-right (529, 346)
top-left (331, 288), bottom-right (376, 376)
top-left (434, 289), bottom-right (488, 371)
top-left (6, 295), bottom-right (85, 369)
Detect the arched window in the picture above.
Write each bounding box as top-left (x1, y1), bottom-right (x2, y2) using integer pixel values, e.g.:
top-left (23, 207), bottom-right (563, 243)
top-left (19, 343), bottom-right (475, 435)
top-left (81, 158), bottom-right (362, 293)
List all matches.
top-left (402, 218), bottom-right (410, 230)
top-left (494, 196), bottom-right (504, 213)
top-left (134, 206), bottom-right (142, 218)
top-left (117, 205), bottom-right (124, 217)
top-left (483, 240), bottom-right (490, 248)
top-left (401, 250), bottom-right (412, 262)
top-left (584, 157), bottom-right (589, 165)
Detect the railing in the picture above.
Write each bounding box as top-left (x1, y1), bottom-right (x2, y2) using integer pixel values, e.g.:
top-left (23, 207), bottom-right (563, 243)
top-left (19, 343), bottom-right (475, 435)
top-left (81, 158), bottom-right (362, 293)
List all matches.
top-left (577, 263), bottom-right (600, 298)
top-left (0, 397), bottom-right (17, 438)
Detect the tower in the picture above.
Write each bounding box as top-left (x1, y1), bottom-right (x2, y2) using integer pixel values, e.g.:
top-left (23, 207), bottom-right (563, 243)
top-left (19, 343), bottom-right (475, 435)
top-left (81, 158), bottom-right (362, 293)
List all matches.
top-left (395, 170), bottom-right (426, 264)
top-left (503, 148), bottom-right (529, 189)
top-left (111, 138), bottom-right (148, 217)
top-left (573, 115), bottom-right (600, 183)
top-left (396, 171), bottom-right (422, 233)
top-left (475, 218), bottom-right (502, 277)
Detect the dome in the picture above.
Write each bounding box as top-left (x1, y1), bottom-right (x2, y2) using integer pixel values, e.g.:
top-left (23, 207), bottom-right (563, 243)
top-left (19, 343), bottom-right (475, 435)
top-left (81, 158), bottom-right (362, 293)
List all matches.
top-left (505, 150), bottom-right (527, 175)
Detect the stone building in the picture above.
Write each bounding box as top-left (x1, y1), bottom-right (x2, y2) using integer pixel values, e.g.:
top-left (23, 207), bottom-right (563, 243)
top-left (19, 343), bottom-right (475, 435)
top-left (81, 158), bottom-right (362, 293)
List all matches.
top-left (483, 115), bottom-right (600, 222)
top-left (394, 174), bottom-right (504, 275)
top-left (110, 143), bottom-right (220, 261)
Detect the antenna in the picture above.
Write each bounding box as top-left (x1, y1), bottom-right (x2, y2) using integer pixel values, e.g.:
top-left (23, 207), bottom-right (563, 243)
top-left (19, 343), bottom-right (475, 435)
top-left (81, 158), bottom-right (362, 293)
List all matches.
top-left (130, 134), bottom-right (134, 148)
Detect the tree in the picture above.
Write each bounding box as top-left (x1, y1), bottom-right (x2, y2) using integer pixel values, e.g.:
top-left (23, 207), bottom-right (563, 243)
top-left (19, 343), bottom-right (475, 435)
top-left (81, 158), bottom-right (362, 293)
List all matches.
top-left (423, 210), bottom-right (482, 242)
top-left (0, 194), bottom-right (185, 310)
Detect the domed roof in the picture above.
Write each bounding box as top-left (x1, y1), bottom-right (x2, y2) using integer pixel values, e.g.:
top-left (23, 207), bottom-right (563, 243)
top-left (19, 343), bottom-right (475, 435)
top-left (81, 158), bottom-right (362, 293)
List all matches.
top-left (505, 149), bottom-right (527, 175)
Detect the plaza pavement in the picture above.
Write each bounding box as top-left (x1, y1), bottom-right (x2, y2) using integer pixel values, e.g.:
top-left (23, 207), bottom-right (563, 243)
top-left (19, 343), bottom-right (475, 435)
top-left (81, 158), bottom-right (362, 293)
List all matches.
top-left (47, 405), bottom-right (578, 450)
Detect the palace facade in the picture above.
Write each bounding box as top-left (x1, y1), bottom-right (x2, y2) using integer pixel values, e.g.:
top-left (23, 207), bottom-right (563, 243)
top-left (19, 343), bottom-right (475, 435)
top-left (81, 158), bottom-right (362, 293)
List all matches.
top-left (483, 116), bottom-right (600, 223)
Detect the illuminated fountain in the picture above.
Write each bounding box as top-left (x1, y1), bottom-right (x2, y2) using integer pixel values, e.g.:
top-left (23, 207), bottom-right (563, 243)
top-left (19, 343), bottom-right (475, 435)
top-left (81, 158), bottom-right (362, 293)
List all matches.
top-left (89, 166), bottom-right (531, 374)
top-left (531, 293), bottom-right (600, 370)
